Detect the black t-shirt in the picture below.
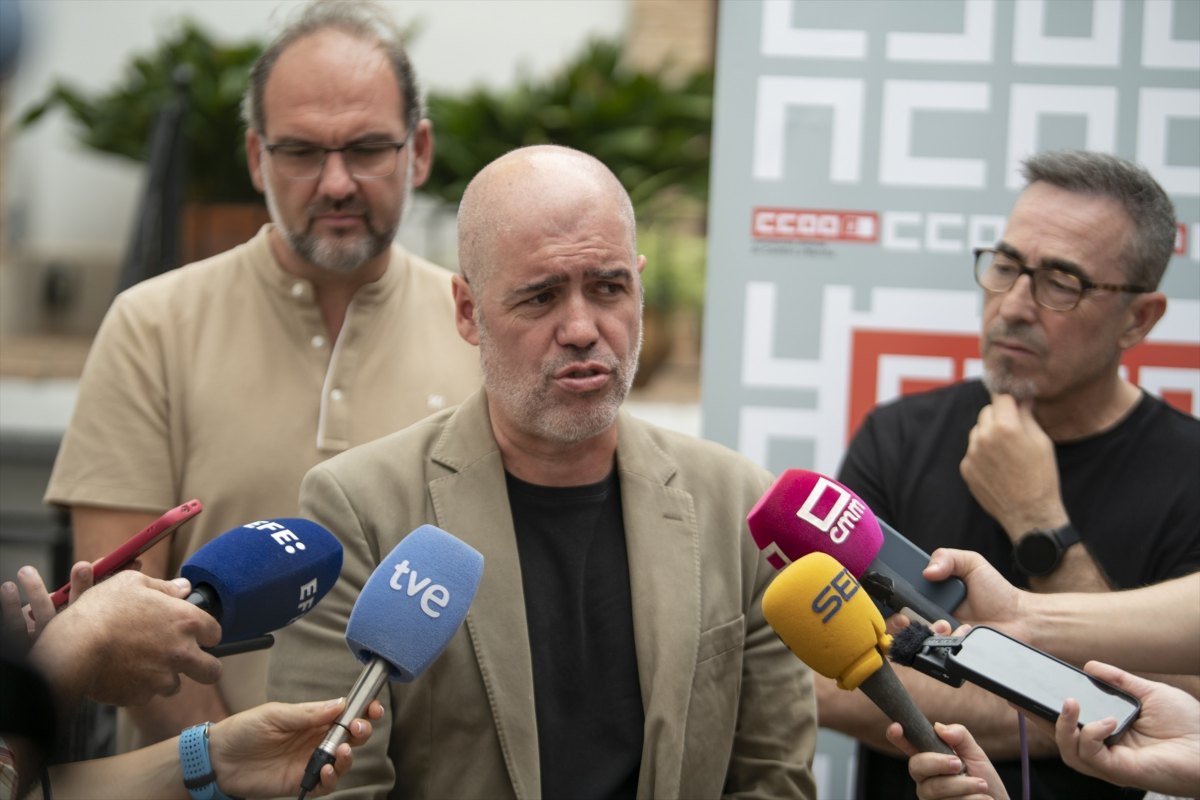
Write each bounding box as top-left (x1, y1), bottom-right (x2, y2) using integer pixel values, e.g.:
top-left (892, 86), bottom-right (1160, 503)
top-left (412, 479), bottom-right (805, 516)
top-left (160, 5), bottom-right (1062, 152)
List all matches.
top-left (839, 381), bottom-right (1200, 800)
top-left (507, 468), bottom-right (644, 800)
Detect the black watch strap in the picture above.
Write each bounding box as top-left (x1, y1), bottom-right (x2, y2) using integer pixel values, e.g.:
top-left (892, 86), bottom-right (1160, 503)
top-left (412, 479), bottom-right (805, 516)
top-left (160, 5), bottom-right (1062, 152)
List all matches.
top-left (1054, 522), bottom-right (1081, 551)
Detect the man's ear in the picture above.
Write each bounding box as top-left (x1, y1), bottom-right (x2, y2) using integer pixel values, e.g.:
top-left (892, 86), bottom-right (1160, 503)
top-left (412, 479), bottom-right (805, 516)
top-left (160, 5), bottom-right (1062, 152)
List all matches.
top-left (452, 274), bottom-right (479, 346)
top-left (246, 128), bottom-right (266, 194)
top-left (1119, 291), bottom-right (1167, 350)
top-left (409, 119), bottom-right (434, 189)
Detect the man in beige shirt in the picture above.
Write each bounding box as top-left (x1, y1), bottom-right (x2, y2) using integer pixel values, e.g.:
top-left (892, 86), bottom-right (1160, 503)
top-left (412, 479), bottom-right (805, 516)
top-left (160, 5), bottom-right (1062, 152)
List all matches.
top-left (44, 0), bottom-right (480, 750)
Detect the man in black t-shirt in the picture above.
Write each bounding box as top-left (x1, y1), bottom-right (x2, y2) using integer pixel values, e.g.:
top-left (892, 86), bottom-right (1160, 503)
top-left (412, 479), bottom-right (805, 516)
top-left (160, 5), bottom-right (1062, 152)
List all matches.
top-left (823, 150), bottom-right (1200, 800)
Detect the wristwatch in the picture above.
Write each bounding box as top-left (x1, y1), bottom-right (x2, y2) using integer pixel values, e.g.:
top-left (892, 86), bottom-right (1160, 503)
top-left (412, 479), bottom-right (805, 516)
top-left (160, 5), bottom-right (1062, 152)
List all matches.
top-left (1013, 522), bottom-right (1081, 578)
top-left (179, 722), bottom-right (241, 800)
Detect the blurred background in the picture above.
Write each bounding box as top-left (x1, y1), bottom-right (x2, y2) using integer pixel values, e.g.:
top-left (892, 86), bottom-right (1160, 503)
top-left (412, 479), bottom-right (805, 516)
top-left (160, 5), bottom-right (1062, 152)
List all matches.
top-left (0, 0), bottom-right (712, 582)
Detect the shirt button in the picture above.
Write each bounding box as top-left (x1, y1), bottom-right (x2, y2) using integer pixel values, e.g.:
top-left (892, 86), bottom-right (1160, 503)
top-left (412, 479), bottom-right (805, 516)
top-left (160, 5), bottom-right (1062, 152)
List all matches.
top-left (311, 335), bottom-right (326, 348)
top-left (330, 388), bottom-right (344, 402)
top-left (291, 282), bottom-right (304, 297)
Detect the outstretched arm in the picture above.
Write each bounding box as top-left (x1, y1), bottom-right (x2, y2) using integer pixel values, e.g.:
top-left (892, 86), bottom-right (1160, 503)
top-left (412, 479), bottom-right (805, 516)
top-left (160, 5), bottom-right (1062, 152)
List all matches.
top-left (923, 548), bottom-right (1200, 674)
top-left (45, 698), bottom-right (383, 800)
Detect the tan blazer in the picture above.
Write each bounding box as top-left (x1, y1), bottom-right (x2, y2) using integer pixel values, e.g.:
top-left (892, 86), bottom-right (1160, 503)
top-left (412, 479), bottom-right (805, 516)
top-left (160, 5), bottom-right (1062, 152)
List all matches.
top-left (267, 390), bottom-right (817, 799)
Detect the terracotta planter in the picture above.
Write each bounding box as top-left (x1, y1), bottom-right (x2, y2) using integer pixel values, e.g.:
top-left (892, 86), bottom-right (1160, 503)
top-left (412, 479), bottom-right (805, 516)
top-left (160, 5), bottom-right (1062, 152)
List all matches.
top-left (182, 202), bottom-right (271, 264)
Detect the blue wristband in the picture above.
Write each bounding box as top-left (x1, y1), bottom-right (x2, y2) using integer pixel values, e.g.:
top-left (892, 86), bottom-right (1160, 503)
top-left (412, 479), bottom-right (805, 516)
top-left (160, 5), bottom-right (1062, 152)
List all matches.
top-left (179, 722), bottom-right (240, 800)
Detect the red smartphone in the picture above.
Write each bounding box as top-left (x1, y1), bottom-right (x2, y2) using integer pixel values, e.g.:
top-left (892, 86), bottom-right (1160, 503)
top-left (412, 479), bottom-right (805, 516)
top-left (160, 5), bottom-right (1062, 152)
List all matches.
top-left (49, 499), bottom-right (203, 608)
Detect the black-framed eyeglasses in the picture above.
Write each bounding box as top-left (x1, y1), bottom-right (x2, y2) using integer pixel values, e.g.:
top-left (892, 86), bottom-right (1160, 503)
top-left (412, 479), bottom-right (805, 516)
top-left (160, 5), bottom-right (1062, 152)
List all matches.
top-left (264, 131), bottom-right (412, 180)
top-left (973, 247), bottom-right (1151, 312)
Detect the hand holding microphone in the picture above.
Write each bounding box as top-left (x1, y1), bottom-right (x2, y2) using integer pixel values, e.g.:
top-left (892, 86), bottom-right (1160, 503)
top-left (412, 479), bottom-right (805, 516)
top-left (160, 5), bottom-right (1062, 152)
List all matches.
top-left (748, 469), bottom-right (966, 627)
top-left (299, 524), bottom-right (484, 799)
top-left (3, 566), bottom-right (222, 708)
top-left (762, 551), bottom-right (954, 756)
top-left (887, 721), bottom-right (1011, 800)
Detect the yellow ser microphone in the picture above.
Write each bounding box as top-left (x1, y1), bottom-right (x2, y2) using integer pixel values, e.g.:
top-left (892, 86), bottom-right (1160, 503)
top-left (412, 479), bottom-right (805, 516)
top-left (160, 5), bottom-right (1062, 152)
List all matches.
top-left (763, 552), bottom-right (954, 755)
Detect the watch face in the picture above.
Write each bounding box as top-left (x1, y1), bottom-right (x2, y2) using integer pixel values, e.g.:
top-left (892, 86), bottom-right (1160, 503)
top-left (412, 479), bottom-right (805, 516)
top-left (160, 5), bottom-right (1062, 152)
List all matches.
top-left (1018, 532), bottom-right (1058, 575)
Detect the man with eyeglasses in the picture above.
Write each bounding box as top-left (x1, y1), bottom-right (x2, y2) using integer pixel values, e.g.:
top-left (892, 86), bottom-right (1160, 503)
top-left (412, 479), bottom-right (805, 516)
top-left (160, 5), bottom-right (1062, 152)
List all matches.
top-left (819, 150), bottom-right (1200, 800)
top-left (43, 0), bottom-right (480, 755)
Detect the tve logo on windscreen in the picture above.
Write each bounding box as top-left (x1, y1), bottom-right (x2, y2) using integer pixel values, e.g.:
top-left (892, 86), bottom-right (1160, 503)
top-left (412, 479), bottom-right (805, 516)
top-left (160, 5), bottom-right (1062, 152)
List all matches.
top-left (388, 559), bottom-right (450, 619)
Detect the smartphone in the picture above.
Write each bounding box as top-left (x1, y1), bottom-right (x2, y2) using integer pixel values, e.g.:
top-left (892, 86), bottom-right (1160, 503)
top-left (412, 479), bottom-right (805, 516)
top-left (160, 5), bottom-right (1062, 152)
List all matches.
top-left (945, 626), bottom-right (1140, 743)
top-left (874, 518), bottom-right (967, 621)
top-left (49, 499), bottom-right (203, 608)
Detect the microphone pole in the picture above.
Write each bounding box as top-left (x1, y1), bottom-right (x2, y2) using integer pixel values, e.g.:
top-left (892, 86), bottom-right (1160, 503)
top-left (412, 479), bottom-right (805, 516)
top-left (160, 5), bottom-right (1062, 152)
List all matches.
top-left (299, 659), bottom-right (389, 797)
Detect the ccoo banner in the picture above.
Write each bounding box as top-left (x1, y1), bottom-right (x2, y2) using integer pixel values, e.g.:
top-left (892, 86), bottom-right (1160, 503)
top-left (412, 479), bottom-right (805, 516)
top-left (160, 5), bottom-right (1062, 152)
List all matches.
top-left (702, 0), bottom-right (1200, 481)
top-left (702, 2), bottom-right (1199, 795)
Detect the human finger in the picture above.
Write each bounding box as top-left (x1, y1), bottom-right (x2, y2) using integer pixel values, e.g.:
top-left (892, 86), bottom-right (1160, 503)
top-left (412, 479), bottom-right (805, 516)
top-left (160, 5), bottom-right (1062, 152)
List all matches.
top-left (138, 572), bottom-right (192, 599)
top-left (177, 645), bottom-right (223, 686)
top-left (68, 561), bottom-right (94, 604)
top-left (316, 747), bottom-right (354, 796)
top-left (928, 619), bottom-right (954, 635)
top-left (923, 548), bottom-right (986, 582)
top-left (1053, 697), bottom-right (1081, 756)
top-left (989, 393), bottom-right (1019, 420)
top-left (1, 581), bottom-right (26, 644)
top-left (16, 567), bottom-right (54, 631)
top-left (886, 721), bottom-right (919, 757)
top-left (1081, 661), bottom-right (1154, 699)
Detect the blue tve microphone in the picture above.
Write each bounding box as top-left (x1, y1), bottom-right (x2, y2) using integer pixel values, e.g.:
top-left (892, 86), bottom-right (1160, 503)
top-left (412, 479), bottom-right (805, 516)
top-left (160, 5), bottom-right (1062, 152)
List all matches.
top-left (299, 524), bottom-right (484, 797)
top-left (180, 518), bottom-right (343, 648)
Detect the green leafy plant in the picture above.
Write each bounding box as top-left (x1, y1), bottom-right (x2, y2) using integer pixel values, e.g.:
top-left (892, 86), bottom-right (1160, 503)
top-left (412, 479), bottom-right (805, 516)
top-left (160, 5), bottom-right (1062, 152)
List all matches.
top-left (426, 39), bottom-right (711, 319)
top-left (638, 225), bottom-right (707, 312)
top-left (17, 20), bottom-right (263, 202)
top-left (426, 39), bottom-right (713, 219)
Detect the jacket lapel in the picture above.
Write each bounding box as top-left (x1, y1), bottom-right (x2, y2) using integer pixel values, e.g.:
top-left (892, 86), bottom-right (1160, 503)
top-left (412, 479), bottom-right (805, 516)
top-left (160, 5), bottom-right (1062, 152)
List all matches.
top-left (423, 397), bottom-right (701, 799)
top-left (427, 392), bottom-right (540, 800)
top-left (615, 412), bottom-right (699, 798)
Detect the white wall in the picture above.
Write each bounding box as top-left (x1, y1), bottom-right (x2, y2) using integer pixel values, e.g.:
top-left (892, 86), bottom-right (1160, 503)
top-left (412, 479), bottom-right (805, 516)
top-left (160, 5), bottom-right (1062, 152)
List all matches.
top-left (2, 0), bottom-right (630, 260)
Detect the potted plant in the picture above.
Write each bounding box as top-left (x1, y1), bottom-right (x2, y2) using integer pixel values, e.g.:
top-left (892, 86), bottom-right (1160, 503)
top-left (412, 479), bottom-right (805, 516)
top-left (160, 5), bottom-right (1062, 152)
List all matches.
top-left (17, 20), bottom-right (270, 263)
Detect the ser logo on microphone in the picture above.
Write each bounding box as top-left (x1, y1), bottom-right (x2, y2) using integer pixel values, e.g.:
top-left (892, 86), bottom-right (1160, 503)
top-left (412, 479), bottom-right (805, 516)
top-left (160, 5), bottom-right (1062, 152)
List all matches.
top-left (812, 567), bottom-right (860, 623)
top-left (389, 560), bottom-right (450, 619)
top-left (796, 477), bottom-right (867, 545)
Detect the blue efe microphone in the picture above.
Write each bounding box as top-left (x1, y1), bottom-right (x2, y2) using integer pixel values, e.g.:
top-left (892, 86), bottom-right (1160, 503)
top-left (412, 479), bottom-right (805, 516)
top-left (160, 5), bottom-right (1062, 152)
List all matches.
top-left (180, 518), bottom-right (343, 646)
top-left (299, 524), bottom-right (483, 797)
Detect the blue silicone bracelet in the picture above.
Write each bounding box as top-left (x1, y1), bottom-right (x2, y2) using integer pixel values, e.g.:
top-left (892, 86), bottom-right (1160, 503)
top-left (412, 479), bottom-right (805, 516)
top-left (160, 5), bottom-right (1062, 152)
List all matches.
top-left (179, 722), bottom-right (239, 800)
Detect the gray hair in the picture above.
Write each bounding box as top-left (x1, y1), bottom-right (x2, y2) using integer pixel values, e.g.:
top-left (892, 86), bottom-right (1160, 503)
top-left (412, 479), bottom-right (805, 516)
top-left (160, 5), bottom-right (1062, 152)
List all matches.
top-left (1021, 150), bottom-right (1177, 290)
top-left (241, 0), bottom-right (421, 136)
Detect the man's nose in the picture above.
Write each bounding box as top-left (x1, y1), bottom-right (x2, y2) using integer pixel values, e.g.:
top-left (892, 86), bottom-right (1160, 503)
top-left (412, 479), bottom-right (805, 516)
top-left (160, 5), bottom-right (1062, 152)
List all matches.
top-left (997, 272), bottom-right (1040, 323)
top-left (556, 295), bottom-right (600, 349)
top-left (317, 151), bottom-right (357, 199)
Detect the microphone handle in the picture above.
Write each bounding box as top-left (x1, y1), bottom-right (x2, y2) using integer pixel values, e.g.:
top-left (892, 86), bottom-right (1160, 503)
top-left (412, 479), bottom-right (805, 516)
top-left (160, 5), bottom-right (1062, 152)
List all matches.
top-left (857, 658), bottom-right (954, 755)
top-left (185, 584), bottom-right (222, 620)
top-left (300, 657), bottom-right (390, 795)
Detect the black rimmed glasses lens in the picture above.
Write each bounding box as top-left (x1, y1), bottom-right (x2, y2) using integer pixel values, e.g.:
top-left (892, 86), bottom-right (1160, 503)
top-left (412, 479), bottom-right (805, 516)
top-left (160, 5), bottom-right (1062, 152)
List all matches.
top-left (973, 248), bottom-right (1150, 312)
top-left (265, 133), bottom-right (411, 180)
